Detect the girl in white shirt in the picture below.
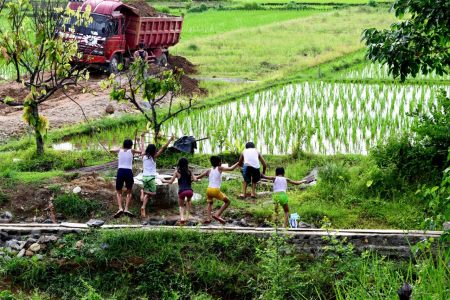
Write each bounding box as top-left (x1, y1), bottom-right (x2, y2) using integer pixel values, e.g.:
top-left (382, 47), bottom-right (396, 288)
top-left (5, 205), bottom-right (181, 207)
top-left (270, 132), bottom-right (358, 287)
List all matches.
top-left (263, 167), bottom-right (305, 227)
top-left (140, 133), bottom-right (174, 218)
top-left (196, 156), bottom-right (239, 224)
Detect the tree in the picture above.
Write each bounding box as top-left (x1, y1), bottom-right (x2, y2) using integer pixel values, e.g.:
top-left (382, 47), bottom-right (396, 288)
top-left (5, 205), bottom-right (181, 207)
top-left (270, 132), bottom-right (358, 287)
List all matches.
top-left (0, 0), bottom-right (91, 155)
top-left (101, 59), bottom-right (193, 144)
top-left (363, 0), bottom-right (450, 81)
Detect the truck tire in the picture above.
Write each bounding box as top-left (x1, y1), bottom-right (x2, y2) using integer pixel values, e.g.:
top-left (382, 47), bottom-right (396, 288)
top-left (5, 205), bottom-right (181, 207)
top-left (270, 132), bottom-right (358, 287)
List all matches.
top-left (109, 55), bottom-right (121, 74)
top-left (155, 54), bottom-right (168, 67)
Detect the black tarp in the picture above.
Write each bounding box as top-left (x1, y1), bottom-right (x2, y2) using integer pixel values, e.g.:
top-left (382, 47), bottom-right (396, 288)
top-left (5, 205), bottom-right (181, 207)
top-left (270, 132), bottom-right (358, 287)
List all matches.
top-left (170, 136), bottom-right (197, 154)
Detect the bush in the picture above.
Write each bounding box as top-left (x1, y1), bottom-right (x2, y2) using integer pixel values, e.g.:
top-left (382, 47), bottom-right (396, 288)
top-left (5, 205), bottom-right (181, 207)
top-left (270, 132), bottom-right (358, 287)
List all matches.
top-left (53, 193), bottom-right (102, 220)
top-left (187, 4), bottom-right (208, 13)
top-left (158, 6), bottom-right (170, 14)
top-left (319, 162), bottom-right (350, 184)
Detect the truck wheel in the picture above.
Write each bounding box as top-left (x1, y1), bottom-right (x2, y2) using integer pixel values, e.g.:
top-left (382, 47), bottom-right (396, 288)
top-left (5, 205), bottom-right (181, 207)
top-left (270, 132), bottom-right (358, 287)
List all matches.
top-left (156, 54), bottom-right (168, 67)
top-left (109, 55), bottom-right (121, 74)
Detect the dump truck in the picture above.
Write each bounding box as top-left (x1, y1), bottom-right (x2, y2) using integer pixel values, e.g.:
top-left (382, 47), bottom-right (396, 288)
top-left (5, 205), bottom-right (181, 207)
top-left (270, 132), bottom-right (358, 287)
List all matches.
top-left (66, 0), bottom-right (183, 72)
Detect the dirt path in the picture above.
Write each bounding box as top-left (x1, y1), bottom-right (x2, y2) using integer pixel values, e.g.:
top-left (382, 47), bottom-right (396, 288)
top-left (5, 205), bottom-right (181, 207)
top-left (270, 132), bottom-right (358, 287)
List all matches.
top-left (0, 75), bottom-right (136, 143)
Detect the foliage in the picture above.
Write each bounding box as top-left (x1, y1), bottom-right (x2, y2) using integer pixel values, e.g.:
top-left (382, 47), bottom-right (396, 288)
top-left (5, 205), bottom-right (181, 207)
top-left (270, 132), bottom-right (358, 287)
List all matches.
top-left (102, 60), bottom-right (193, 145)
top-left (53, 193), bottom-right (102, 220)
top-left (363, 0), bottom-right (450, 81)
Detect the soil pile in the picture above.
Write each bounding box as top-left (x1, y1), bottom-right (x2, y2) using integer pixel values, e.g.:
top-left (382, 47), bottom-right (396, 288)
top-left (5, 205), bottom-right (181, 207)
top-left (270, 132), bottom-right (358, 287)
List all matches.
top-left (168, 55), bottom-right (197, 75)
top-left (124, 0), bottom-right (162, 17)
top-left (180, 75), bottom-right (206, 97)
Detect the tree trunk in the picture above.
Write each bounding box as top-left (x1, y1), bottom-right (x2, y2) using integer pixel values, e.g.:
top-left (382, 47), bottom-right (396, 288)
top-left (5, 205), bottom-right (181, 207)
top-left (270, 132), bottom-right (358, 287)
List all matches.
top-left (154, 125), bottom-right (161, 146)
top-left (31, 104), bottom-right (45, 155)
top-left (13, 55), bottom-right (21, 82)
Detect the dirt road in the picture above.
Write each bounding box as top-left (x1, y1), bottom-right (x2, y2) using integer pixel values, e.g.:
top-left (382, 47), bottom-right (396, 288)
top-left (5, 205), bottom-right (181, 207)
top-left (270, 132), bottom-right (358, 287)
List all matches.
top-left (0, 75), bottom-right (136, 143)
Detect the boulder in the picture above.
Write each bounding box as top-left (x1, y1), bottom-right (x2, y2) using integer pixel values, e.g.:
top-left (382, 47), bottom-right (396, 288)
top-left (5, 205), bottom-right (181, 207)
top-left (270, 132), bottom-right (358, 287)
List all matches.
top-left (443, 221), bottom-right (450, 231)
top-left (29, 243), bottom-right (41, 252)
top-left (72, 186), bottom-right (82, 194)
top-left (25, 250), bottom-right (34, 257)
top-left (17, 249), bottom-right (25, 258)
top-left (86, 219), bottom-right (105, 228)
top-left (132, 182), bottom-right (179, 209)
top-left (24, 238), bottom-right (37, 249)
top-left (6, 239), bottom-right (20, 251)
top-left (105, 104), bottom-right (115, 114)
top-left (0, 211), bottom-right (13, 223)
top-left (38, 235), bottom-right (58, 244)
top-left (0, 231), bottom-right (11, 242)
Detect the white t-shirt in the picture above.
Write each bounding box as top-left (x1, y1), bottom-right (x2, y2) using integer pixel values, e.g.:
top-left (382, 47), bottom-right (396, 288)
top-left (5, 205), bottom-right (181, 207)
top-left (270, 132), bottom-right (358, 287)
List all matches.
top-left (208, 167), bottom-right (222, 188)
top-left (273, 176), bottom-right (287, 193)
top-left (243, 148), bottom-right (260, 168)
top-left (143, 155), bottom-right (157, 176)
top-left (118, 149), bottom-right (133, 169)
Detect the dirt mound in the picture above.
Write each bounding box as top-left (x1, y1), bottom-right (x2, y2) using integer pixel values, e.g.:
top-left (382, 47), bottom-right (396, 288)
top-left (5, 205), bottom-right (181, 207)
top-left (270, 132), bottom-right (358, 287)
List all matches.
top-left (124, 0), bottom-right (162, 17)
top-left (180, 75), bottom-right (206, 97)
top-left (168, 55), bottom-right (197, 75)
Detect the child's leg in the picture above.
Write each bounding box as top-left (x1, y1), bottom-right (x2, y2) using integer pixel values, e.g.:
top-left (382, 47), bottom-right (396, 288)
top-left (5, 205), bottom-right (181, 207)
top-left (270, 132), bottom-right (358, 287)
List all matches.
top-left (140, 189), bottom-right (144, 202)
top-left (124, 189), bottom-right (133, 211)
top-left (215, 197), bottom-right (230, 217)
top-left (251, 183), bottom-right (257, 197)
top-left (178, 196), bottom-right (185, 221)
top-left (186, 198), bottom-right (192, 219)
top-left (273, 202), bottom-right (279, 225)
top-left (141, 193), bottom-right (151, 218)
top-left (241, 181), bottom-right (248, 197)
top-left (116, 190), bottom-right (123, 211)
top-left (206, 201), bottom-right (213, 221)
top-left (283, 204), bottom-right (290, 228)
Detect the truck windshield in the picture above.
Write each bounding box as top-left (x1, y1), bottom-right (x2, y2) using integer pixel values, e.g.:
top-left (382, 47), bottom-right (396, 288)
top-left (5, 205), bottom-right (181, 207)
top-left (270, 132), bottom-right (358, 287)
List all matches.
top-left (66, 14), bottom-right (116, 37)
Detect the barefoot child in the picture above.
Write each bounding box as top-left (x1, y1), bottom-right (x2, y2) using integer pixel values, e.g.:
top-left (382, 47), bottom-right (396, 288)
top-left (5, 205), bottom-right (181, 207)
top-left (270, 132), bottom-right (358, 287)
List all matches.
top-left (163, 157), bottom-right (196, 224)
top-left (238, 142), bottom-right (267, 199)
top-left (111, 139), bottom-right (142, 218)
top-left (262, 167), bottom-right (305, 227)
top-left (196, 156), bottom-right (239, 224)
top-left (140, 133), bottom-right (175, 218)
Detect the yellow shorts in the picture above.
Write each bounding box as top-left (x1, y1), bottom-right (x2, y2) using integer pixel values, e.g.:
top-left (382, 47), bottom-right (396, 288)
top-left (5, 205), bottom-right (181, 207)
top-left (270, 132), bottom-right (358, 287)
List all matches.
top-left (206, 188), bottom-right (226, 203)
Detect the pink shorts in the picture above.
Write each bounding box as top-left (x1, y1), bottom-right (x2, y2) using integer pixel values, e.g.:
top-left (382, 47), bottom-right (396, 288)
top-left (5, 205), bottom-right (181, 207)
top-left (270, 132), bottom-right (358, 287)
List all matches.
top-left (178, 189), bottom-right (193, 204)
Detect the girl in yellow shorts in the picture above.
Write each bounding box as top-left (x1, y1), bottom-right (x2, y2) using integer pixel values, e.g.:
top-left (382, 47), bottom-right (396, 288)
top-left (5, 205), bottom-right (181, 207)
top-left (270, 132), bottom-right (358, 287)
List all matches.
top-left (262, 167), bottom-right (305, 227)
top-left (196, 156), bottom-right (239, 224)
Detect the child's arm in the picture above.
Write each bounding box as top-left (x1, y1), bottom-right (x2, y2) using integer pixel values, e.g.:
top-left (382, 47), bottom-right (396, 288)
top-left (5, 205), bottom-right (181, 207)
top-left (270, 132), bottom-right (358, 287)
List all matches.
top-left (220, 162), bottom-right (239, 172)
top-left (154, 136), bottom-right (175, 158)
top-left (261, 174), bottom-right (275, 181)
top-left (286, 178), bottom-right (306, 185)
top-left (162, 171), bottom-right (178, 184)
top-left (237, 154), bottom-right (244, 167)
top-left (258, 153), bottom-right (267, 174)
top-left (195, 169), bottom-right (210, 180)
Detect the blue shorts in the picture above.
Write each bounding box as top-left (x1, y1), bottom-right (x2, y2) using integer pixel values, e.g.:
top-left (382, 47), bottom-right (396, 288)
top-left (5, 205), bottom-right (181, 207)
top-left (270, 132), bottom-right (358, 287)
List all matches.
top-left (242, 165), bottom-right (261, 184)
top-left (116, 168), bottom-right (134, 190)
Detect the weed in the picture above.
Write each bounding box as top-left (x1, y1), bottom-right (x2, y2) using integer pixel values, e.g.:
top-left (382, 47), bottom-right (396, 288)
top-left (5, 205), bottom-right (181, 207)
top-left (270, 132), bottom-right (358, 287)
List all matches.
top-left (53, 193), bottom-right (102, 220)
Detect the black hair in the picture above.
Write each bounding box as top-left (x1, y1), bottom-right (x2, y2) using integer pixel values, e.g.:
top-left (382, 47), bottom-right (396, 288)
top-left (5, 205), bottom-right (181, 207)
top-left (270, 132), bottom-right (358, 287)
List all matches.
top-left (145, 144), bottom-right (157, 158)
top-left (139, 42), bottom-right (145, 49)
top-left (275, 167), bottom-right (285, 176)
top-left (123, 139), bottom-right (133, 149)
top-left (210, 156), bottom-right (221, 168)
top-left (245, 142), bottom-right (255, 149)
top-left (177, 157), bottom-right (191, 178)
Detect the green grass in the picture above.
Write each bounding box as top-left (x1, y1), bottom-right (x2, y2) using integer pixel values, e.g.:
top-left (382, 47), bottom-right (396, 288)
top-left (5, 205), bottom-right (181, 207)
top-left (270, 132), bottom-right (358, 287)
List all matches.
top-left (173, 7), bottom-right (395, 80)
top-left (180, 9), bottom-right (326, 41)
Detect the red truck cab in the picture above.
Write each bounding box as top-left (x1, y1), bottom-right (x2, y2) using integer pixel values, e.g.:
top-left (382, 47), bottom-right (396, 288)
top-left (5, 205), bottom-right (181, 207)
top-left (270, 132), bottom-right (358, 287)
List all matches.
top-left (66, 0), bottom-right (183, 72)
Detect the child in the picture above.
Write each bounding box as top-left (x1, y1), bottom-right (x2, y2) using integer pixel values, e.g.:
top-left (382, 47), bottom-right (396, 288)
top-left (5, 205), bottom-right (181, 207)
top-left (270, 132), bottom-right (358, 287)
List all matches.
top-left (262, 167), bottom-right (305, 227)
top-left (140, 134), bottom-right (175, 218)
top-left (111, 139), bottom-right (142, 218)
top-left (238, 142), bottom-right (267, 199)
top-left (163, 157), bottom-right (196, 224)
top-left (196, 156), bottom-right (239, 224)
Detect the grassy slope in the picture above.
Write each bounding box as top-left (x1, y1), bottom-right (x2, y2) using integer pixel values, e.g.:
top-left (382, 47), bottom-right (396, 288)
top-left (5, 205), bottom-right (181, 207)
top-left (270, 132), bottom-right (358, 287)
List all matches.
top-left (180, 9), bottom-right (323, 41)
top-left (173, 7), bottom-right (394, 80)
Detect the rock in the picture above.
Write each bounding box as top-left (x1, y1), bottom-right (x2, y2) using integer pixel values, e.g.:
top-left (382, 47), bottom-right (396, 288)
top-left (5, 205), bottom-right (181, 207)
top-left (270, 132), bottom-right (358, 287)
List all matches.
top-left (24, 238), bottom-right (37, 249)
top-left (29, 243), bottom-right (41, 252)
top-left (0, 211), bottom-right (13, 223)
top-left (6, 239), bottom-right (20, 251)
top-left (30, 230), bottom-right (41, 239)
top-left (18, 241), bottom-right (26, 250)
top-left (38, 235), bottom-right (58, 244)
top-left (105, 104), bottom-right (115, 114)
top-left (35, 254), bottom-right (44, 260)
top-left (239, 218), bottom-right (248, 227)
top-left (42, 219), bottom-right (54, 224)
top-left (0, 231), bottom-right (11, 242)
top-left (443, 221), bottom-right (450, 231)
top-left (17, 249), bottom-right (25, 258)
top-left (132, 182), bottom-right (179, 209)
top-left (86, 219), bottom-right (105, 228)
top-left (72, 186), bottom-right (82, 194)
top-left (25, 250), bottom-right (34, 257)
top-left (75, 240), bottom-right (83, 249)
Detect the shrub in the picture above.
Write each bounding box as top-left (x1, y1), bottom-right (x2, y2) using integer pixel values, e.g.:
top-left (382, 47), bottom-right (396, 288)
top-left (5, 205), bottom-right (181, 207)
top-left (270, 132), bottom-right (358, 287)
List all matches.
top-left (319, 162), bottom-right (350, 184)
top-left (53, 193), bottom-right (102, 220)
top-left (158, 6), bottom-right (170, 14)
top-left (187, 4), bottom-right (208, 13)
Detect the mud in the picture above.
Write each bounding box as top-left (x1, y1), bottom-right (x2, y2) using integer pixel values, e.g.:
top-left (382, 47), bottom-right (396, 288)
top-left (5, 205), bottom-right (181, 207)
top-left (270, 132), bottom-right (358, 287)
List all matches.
top-left (124, 0), bottom-right (162, 17)
top-left (168, 55), bottom-right (197, 75)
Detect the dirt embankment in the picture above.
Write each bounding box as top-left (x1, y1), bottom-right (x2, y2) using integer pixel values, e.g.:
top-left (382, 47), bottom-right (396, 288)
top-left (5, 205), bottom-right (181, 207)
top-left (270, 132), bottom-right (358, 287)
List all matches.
top-left (0, 56), bottom-right (204, 143)
top-left (124, 0), bottom-right (163, 17)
